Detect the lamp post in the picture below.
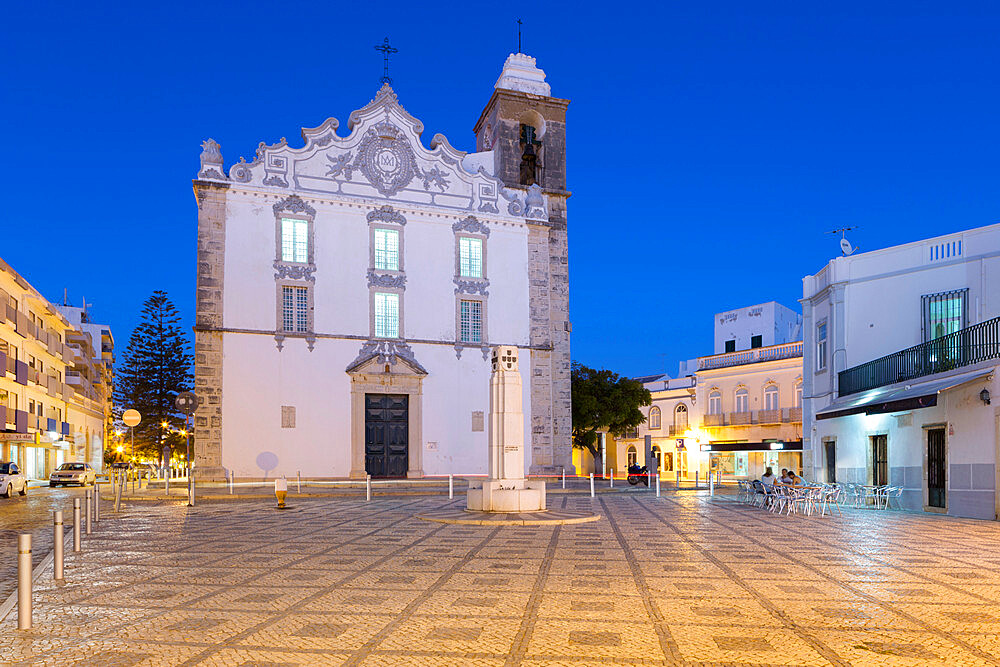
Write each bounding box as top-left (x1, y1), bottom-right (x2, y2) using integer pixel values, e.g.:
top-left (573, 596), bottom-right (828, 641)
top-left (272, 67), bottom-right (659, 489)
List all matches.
top-left (174, 392), bottom-right (201, 507)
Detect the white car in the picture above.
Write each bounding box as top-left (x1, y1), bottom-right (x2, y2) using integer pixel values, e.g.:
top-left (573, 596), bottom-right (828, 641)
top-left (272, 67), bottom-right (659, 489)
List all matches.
top-left (49, 462), bottom-right (96, 487)
top-left (0, 462), bottom-right (28, 497)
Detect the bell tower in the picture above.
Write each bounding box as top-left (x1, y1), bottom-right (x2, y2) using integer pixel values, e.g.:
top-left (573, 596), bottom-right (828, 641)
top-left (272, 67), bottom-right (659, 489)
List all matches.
top-left (474, 53), bottom-right (573, 476)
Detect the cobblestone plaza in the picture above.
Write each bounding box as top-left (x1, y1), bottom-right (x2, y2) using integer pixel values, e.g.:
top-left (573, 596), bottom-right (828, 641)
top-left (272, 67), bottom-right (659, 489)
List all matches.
top-left (4, 492), bottom-right (1000, 665)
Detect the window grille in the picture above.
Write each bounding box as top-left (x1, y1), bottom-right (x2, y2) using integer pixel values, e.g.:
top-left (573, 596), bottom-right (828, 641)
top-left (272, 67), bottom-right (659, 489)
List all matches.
top-left (921, 288), bottom-right (968, 342)
top-left (375, 292), bottom-right (399, 338)
top-left (374, 228), bottom-right (399, 271)
top-left (459, 300), bottom-right (482, 343)
top-left (459, 237), bottom-right (483, 278)
top-left (281, 218), bottom-right (309, 263)
top-left (282, 286), bottom-right (309, 333)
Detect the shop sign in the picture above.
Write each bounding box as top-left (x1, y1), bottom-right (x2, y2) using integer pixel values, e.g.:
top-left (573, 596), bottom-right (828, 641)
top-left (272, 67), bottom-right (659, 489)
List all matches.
top-left (675, 438), bottom-right (686, 451)
top-left (1, 433), bottom-right (38, 443)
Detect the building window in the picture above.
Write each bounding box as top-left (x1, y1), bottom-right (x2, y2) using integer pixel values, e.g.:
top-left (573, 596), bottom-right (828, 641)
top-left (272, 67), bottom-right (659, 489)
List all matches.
top-left (459, 237), bottom-right (483, 278)
top-left (459, 300), bottom-right (482, 343)
top-left (281, 218), bottom-right (309, 263)
top-left (708, 391), bottom-right (722, 415)
top-left (281, 286), bottom-right (309, 333)
top-left (648, 406), bottom-right (661, 429)
top-left (623, 426), bottom-right (638, 439)
top-left (374, 292), bottom-right (399, 339)
top-left (374, 228), bottom-right (400, 271)
top-left (794, 383), bottom-right (803, 407)
top-left (651, 446), bottom-right (661, 472)
top-left (725, 339), bottom-right (736, 353)
top-left (674, 404), bottom-right (688, 429)
top-left (626, 445), bottom-right (637, 467)
top-left (751, 335), bottom-right (762, 348)
top-left (922, 288), bottom-right (968, 341)
top-left (734, 388), bottom-right (749, 413)
top-left (764, 385), bottom-right (779, 411)
top-left (816, 321), bottom-right (828, 371)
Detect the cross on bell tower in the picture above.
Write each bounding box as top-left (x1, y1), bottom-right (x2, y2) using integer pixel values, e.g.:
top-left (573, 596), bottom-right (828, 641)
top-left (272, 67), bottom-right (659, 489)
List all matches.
top-left (374, 37), bottom-right (398, 86)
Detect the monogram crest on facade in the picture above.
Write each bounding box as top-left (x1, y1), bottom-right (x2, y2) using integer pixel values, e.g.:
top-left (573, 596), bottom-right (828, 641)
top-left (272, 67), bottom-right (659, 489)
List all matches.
top-left (353, 122), bottom-right (417, 197)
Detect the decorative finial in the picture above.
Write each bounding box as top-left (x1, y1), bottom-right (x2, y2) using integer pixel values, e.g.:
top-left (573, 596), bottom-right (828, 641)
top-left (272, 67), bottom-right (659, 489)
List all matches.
top-left (516, 19), bottom-right (522, 54)
top-left (374, 37), bottom-right (398, 86)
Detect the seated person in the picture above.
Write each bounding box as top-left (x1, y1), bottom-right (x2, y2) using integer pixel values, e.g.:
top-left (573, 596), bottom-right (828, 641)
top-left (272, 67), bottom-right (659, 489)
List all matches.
top-left (788, 472), bottom-right (805, 486)
top-left (760, 467), bottom-right (776, 486)
top-left (779, 468), bottom-right (792, 484)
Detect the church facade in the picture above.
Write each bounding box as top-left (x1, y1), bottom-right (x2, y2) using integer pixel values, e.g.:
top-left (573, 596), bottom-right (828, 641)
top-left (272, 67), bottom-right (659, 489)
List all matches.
top-left (191, 53), bottom-right (572, 480)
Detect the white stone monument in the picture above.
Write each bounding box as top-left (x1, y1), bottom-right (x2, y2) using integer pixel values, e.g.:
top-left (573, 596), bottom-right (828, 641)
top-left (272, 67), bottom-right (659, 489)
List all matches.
top-left (467, 346), bottom-right (546, 512)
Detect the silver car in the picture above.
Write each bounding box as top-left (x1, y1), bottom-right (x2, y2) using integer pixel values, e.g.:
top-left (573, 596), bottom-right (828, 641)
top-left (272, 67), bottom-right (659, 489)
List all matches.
top-left (49, 462), bottom-right (96, 487)
top-left (0, 462), bottom-right (28, 497)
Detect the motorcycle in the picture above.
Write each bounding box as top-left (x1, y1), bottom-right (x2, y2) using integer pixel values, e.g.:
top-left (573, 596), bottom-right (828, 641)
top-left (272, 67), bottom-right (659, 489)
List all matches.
top-left (627, 464), bottom-right (649, 486)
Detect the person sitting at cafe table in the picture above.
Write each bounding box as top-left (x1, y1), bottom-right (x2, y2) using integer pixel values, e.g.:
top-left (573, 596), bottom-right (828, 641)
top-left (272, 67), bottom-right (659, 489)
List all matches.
top-left (761, 467), bottom-right (776, 486)
top-left (779, 468), bottom-right (792, 484)
top-left (788, 471), bottom-right (805, 486)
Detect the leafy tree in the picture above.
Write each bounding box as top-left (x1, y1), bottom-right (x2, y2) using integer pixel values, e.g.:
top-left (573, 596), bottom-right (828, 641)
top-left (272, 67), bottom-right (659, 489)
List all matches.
top-left (571, 362), bottom-right (652, 462)
top-left (114, 291), bottom-right (193, 460)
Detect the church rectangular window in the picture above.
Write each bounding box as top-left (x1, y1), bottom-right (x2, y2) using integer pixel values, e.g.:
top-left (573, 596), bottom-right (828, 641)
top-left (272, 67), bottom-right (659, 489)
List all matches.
top-left (281, 285), bottom-right (309, 333)
top-left (459, 300), bottom-right (482, 343)
top-left (459, 237), bottom-right (483, 278)
top-left (374, 292), bottom-right (399, 339)
top-left (374, 228), bottom-right (399, 271)
top-left (281, 218), bottom-right (309, 263)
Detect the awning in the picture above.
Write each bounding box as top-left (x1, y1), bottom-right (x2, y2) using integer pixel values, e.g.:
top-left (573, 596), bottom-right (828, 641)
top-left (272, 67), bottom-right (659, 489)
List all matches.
top-left (816, 368), bottom-right (993, 420)
top-left (699, 441), bottom-right (803, 453)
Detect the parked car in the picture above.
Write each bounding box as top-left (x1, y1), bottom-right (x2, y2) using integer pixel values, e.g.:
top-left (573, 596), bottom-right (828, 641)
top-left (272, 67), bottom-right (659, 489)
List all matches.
top-left (49, 462), bottom-right (96, 487)
top-left (138, 463), bottom-right (158, 479)
top-left (0, 462), bottom-right (28, 497)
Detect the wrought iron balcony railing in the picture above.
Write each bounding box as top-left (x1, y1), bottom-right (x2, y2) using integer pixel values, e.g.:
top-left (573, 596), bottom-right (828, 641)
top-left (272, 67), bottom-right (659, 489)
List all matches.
top-left (838, 315), bottom-right (1000, 396)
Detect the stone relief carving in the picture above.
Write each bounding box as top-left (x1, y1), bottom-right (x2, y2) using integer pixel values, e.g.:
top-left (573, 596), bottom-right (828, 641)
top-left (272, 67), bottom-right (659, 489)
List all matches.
top-left (454, 278), bottom-right (490, 296)
top-left (199, 139), bottom-right (224, 179)
top-left (525, 183), bottom-right (546, 219)
top-left (507, 199), bottom-right (524, 216)
top-left (274, 262), bottom-right (316, 282)
top-left (418, 165), bottom-right (450, 192)
top-left (478, 201), bottom-right (499, 214)
top-left (263, 174), bottom-right (288, 187)
top-left (314, 133), bottom-right (334, 147)
top-left (200, 168), bottom-right (226, 181)
top-left (230, 158), bottom-right (253, 183)
top-left (347, 339), bottom-right (426, 374)
top-left (367, 269), bottom-right (406, 289)
top-left (366, 205), bottom-right (406, 226)
top-left (273, 194), bottom-right (316, 217)
top-left (452, 216), bottom-right (490, 237)
top-left (325, 152), bottom-right (355, 180)
top-left (352, 122), bottom-right (418, 197)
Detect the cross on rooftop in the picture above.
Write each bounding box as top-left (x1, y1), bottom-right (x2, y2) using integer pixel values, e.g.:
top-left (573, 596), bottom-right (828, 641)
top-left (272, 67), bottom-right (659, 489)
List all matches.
top-left (374, 37), bottom-right (398, 86)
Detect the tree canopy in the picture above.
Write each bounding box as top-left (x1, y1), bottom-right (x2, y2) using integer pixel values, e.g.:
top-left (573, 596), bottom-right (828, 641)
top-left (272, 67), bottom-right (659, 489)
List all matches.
top-left (571, 362), bottom-right (652, 461)
top-left (114, 290), bottom-right (193, 459)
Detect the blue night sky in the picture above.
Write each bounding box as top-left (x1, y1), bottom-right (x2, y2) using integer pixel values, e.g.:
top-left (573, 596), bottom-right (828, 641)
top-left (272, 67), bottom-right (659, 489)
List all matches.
top-left (2, 1), bottom-right (998, 378)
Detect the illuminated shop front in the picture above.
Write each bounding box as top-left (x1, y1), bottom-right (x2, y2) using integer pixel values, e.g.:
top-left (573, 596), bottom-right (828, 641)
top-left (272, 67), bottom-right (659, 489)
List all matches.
top-left (700, 441), bottom-right (803, 479)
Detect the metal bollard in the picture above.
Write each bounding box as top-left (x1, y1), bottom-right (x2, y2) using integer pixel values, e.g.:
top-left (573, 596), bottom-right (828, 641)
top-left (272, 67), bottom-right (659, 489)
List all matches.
top-left (609, 468), bottom-right (614, 488)
top-left (229, 472), bottom-right (234, 494)
top-left (165, 468), bottom-right (170, 496)
top-left (18, 533), bottom-right (31, 630)
top-left (85, 490), bottom-right (92, 535)
top-left (297, 471), bottom-right (301, 494)
top-left (73, 498), bottom-right (82, 552)
top-left (589, 473), bottom-right (594, 498)
top-left (562, 468), bottom-right (565, 489)
top-left (448, 474), bottom-right (454, 500)
top-left (676, 471), bottom-right (681, 490)
top-left (53, 511), bottom-right (64, 581)
top-left (710, 472), bottom-right (715, 496)
top-left (695, 471), bottom-right (699, 488)
top-left (114, 474), bottom-right (122, 513)
top-left (188, 469), bottom-right (195, 507)
top-left (94, 482), bottom-right (100, 522)
top-left (656, 474), bottom-right (661, 497)
top-left (366, 474), bottom-right (372, 502)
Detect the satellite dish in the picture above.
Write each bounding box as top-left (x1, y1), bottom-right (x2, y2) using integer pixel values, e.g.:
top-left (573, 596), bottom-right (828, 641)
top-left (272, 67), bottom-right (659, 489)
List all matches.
top-left (840, 238), bottom-right (855, 256)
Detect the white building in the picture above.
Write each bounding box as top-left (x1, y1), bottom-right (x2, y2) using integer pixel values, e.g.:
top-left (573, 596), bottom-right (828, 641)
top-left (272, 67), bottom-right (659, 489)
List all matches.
top-left (192, 53), bottom-right (573, 480)
top-left (803, 224), bottom-right (1000, 519)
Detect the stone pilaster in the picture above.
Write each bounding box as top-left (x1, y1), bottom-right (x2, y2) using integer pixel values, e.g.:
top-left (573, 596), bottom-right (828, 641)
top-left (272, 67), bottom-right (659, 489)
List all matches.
top-left (193, 181), bottom-right (228, 479)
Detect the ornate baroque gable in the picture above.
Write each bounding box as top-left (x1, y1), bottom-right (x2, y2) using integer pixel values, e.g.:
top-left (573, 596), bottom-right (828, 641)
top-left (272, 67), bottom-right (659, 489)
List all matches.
top-left (203, 85), bottom-right (536, 219)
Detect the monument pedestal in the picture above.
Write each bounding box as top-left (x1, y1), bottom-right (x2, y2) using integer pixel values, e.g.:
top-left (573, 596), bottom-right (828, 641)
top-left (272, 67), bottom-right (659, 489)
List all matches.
top-left (467, 478), bottom-right (546, 513)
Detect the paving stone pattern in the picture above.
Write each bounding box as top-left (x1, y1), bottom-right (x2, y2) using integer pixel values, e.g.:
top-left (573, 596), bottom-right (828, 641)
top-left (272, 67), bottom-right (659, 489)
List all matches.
top-left (3, 493), bottom-right (1000, 665)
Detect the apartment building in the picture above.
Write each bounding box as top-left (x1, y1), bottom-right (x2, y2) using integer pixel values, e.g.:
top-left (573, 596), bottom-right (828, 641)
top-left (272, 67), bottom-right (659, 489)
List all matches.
top-left (0, 259), bottom-right (111, 478)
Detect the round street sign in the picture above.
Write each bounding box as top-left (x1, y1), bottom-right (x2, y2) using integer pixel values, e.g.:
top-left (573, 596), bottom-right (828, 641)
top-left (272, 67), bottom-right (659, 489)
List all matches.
top-left (122, 409), bottom-right (141, 427)
top-left (175, 391), bottom-right (201, 416)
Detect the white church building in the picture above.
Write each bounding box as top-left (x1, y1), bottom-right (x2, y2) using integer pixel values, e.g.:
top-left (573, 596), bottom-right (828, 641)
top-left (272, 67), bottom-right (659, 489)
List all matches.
top-left (191, 53), bottom-right (572, 480)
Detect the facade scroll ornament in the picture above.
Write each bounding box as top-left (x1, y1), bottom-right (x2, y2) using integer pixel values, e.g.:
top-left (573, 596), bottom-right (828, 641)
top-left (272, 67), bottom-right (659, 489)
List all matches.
top-left (454, 278), bottom-right (489, 296)
top-left (367, 205), bottom-right (406, 226)
top-left (525, 183), bottom-right (546, 219)
top-left (507, 199), bottom-right (524, 216)
top-left (273, 262), bottom-right (316, 282)
top-left (263, 174), bottom-right (288, 187)
top-left (367, 269), bottom-right (406, 289)
top-left (452, 216), bottom-right (490, 237)
top-left (478, 201), bottom-right (499, 214)
top-left (200, 168), bottom-right (226, 181)
top-left (230, 158), bottom-right (253, 183)
top-left (273, 194), bottom-right (316, 218)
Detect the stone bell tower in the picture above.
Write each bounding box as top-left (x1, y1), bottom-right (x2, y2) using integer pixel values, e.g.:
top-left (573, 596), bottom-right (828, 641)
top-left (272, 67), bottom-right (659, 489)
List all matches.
top-left (474, 53), bottom-right (573, 476)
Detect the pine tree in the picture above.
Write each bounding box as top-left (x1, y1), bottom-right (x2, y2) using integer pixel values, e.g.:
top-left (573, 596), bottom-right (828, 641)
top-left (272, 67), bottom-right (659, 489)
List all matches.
top-left (114, 291), bottom-right (194, 460)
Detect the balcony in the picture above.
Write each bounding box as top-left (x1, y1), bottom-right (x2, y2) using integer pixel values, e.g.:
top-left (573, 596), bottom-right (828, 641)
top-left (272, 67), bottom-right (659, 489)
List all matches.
top-left (698, 341), bottom-right (803, 371)
top-left (703, 413), bottom-right (725, 427)
top-left (838, 315), bottom-right (1000, 396)
top-left (757, 409), bottom-right (783, 424)
top-left (701, 409), bottom-right (802, 428)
